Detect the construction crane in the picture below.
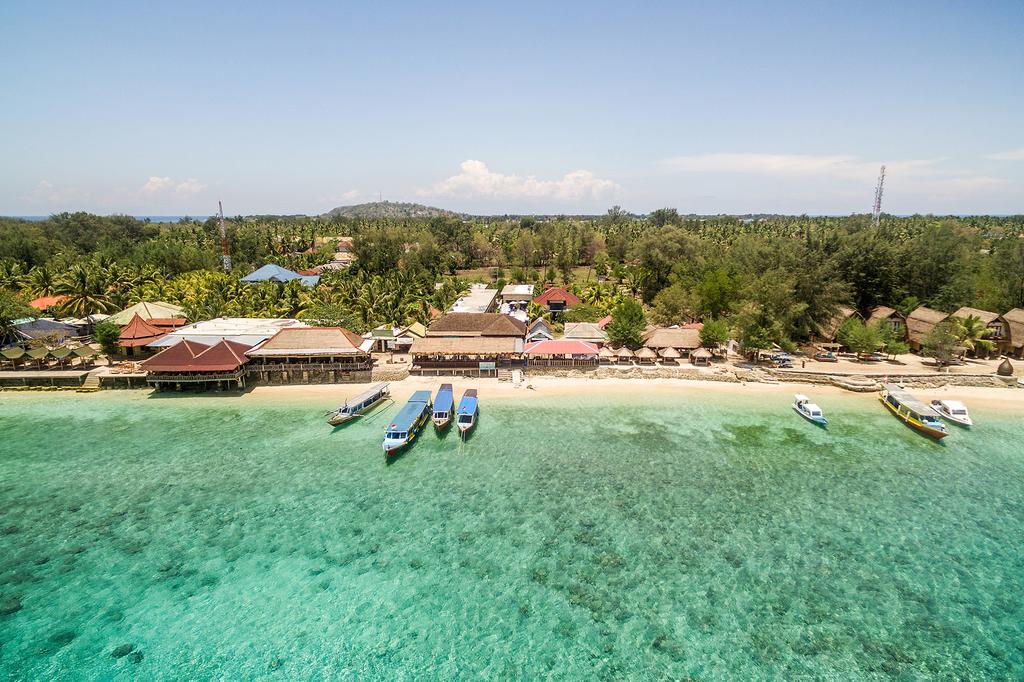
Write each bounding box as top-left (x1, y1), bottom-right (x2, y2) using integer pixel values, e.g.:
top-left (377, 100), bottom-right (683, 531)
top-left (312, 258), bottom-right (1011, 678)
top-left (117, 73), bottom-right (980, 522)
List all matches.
top-left (872, 165), bottom-right (886, 228)
top-left (217, 200), bottom-right (232, 272)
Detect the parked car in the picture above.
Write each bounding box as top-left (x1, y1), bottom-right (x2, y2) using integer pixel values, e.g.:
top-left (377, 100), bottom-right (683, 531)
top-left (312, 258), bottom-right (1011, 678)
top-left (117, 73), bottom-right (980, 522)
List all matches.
top-left (814, 351), bottom-right (838, 362)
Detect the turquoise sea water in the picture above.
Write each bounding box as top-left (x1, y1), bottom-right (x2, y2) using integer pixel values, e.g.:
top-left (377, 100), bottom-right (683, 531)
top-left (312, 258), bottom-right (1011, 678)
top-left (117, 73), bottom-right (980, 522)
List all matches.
top-left (1, 388), bottom-right (1022, 679)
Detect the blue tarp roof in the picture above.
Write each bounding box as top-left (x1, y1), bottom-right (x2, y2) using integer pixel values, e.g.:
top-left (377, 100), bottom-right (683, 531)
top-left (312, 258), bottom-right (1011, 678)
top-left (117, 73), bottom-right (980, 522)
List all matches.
top-left (14, 318), bottom-right (79, 340)
top-left (388, 390), bottom-right (432, 431)
top-left (457, 390), bottom-right (478, 416)
top-left (433, 384), bottom-right (454, 414)
top-left (240, 264), bottom-right (319, 287)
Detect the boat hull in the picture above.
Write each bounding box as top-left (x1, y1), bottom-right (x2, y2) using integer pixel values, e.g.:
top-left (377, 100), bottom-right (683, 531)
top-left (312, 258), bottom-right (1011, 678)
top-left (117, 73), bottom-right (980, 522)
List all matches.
top-left (880, 396), bottom-right (948, 440)
top-left (792, 404), bottom-right (827, 426)
top-left (930, 402), bottom-right (972, 427)
top-left (432, 417), bottom-right (451, 431)
top-left (384, 411), bottom-right (429, 458)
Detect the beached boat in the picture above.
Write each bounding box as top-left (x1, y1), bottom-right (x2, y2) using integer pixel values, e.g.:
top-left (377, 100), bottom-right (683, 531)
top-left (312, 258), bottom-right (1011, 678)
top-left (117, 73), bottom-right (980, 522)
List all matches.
top-left (792, 394), bottom-right (827, 426)
top-left (432, 383), bottom-right (454, 431)
top-left (383, 390), bottom-right (432, 457)
top-left (930, 399), bottom-right (973, 427)
top-left (456, 389), bottom-right (478, 438)
top-left (879, 384), bottom-right (949, 440)
top-left (327, 383), bottom-right (390, 426)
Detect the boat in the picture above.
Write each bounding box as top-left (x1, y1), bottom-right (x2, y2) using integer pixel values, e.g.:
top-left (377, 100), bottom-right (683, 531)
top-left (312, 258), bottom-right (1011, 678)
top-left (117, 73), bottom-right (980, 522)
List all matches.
top-left (327, 383), bottom-right (390, 426)
top-left (930, 399), bottom-right (973, 427)
top-left (792, 394), bottom-right (827, 426)
top-left (432, 383), bottom-right (454, 431)
top-left (456, 389), bottom-right (478, 438)
top-left (879, 384), bottom-right (949, 440)
top-left (382, 390), bottom-right (432, 458)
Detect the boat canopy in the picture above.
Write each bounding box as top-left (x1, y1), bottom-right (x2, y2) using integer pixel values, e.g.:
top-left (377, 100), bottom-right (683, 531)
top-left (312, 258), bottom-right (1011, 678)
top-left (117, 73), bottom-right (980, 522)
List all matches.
top-left (794, 394), bottom-right (810, 403)
top-left (457, 389), bottom-right (478, 416)
top-left (938, 400), bottom-right (968, 414)
top-left (344, 382), bottom-right (388, 407)
top-left (389, 390), bottom-right (431, 431)
top-left (433, 384), bottom-right (454, 414)
top-left (884, 384), bottom-right (943, 418)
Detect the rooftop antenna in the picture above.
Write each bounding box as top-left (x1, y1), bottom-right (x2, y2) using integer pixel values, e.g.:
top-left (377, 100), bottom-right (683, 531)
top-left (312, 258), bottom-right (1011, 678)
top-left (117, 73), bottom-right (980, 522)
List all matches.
top-left (218, 200), bottom-right (232, 272)
top-left (872, 165), bottom-right (886, 228)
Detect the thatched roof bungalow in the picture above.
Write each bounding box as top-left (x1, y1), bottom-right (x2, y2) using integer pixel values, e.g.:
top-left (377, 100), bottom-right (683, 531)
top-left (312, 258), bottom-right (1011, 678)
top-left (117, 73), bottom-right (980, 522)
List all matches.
top-left (906, 306), bottom-right (950, 350)
top-left (867, 306), bottom-right (906, 337)
top-left (817, 305), bottom-right (860, 342)
top-left (952, 307), bottom-right (1009, 348)
top-left (1001, 308), bottom-right (1024, 356)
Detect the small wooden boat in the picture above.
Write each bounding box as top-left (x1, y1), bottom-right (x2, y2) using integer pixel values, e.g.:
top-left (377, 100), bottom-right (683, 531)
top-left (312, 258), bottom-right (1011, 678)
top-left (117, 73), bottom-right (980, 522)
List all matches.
top-left (327, 383), bottom-right (390, 426)
top-left (879, 384), bottom-right (948, 440)
top-left (383, 390), bottom-right (432, 458)
top-left (432, 383), bottom-right (454, 431)
top-left (930, 399), bottom-right (973, 427)
top-left (456, 389), bottom-right (478, 438)
top-left (792, 394), bottom-right (827, 426)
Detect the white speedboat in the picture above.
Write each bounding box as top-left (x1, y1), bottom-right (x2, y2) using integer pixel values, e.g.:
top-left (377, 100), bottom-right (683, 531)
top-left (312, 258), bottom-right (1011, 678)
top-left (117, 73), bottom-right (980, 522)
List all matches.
top-left (930, 399), bottom-right (973, 427)
top-left (792, 394), bottom-right (827, 426)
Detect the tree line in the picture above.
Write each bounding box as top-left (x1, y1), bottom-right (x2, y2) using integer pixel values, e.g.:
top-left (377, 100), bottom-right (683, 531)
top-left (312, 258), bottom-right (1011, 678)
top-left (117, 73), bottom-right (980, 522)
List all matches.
top-left (2, 210), bottom-right (1023, 354)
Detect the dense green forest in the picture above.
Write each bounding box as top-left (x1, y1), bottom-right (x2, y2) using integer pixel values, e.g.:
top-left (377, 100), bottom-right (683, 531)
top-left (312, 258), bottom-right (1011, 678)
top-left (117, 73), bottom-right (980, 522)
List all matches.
top-left (2, 210), bottom-right (1023, 352)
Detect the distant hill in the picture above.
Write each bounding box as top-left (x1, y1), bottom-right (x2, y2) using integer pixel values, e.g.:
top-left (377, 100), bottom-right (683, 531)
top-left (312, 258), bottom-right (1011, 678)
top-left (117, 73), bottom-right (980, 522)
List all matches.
top-left (322, 201), bottom-right (459, 219)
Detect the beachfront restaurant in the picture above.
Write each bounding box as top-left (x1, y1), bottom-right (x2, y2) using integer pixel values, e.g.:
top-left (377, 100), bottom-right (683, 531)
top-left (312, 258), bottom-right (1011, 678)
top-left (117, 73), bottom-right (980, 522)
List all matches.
top-left (523, 339), bottom-right (599, 368)
top-left (409, 336), bottom-right (523, 377)
top-left (245, 327), bottom-right (373, 384)
top-left (141, 339), bottom-right (253, 391)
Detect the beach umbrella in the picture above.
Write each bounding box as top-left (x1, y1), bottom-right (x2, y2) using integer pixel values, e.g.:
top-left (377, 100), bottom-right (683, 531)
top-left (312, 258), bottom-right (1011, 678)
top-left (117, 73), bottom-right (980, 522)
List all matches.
top-left (1, 346), bottom-right (25, 369)
top-left (26, 347), bottom-right (51, 368)
top-left (49, 346), bottom-right (73, 367)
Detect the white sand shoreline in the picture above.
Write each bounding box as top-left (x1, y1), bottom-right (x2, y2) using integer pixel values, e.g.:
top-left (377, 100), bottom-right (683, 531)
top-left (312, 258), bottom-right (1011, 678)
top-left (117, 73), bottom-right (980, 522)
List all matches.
top-left (236, 375), bottom-right (1024, 412)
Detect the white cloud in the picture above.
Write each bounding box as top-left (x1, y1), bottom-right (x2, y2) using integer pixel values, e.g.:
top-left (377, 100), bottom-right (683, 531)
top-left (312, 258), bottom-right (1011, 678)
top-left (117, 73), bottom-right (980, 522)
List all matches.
top-left (661, 153), bottom-right (942, 180)
top-left (141, 176), bottom-right (174, 193)
top-left (985, 148), bottom-right (1024, 161)
top-left (20, 180), bottom-right (90, 205)
top-left (175, 178), bottom-right (207, 194)
top-left (341, 189), bottom-right (360, 201)
top-left (418, 160), bottom-right (619, 200)
top-left (139, 176), bottom-right (207, 195)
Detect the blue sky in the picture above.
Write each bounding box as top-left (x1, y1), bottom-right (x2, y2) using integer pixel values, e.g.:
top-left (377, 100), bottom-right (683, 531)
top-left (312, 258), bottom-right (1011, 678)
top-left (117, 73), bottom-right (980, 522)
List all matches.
top-left (2, 1), bottom-right (1022, 215)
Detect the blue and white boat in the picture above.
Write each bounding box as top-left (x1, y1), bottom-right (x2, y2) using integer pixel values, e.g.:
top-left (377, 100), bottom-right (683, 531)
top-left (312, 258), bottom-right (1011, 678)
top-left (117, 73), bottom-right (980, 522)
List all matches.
top-left (432, 383), bottom-right (455, 431)
top-left (456, 388), bottom-right (478, 439)
top-left (383, 390), bottom-right (432, 458)
top-left (792, 394), bottom-right (827, 426)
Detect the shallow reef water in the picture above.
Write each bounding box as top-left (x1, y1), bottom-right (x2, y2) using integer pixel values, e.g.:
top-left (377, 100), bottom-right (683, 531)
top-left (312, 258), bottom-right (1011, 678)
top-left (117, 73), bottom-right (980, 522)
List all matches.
top-left (0, 389), bottom-right (1022, 679)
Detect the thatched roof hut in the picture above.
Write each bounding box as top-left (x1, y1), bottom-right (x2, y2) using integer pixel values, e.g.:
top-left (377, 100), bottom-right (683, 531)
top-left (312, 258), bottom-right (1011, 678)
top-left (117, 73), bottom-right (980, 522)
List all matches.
top-left (635, 346), bottom-right (657, 363)
top-left (818, 305), bottom-right (859, 341)
top-left (906, 306), bottom-right (950, 347)
top-left (614, 346), bottom-right (635, 359)
top-left (1000, 308), bottom-right (1024, 351)
top-left (657, 347), bottom-right (681, 359)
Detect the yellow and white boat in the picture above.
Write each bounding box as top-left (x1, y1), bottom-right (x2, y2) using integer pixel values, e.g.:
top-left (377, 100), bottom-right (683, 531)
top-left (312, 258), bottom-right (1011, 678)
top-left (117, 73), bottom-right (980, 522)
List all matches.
top-left (879, 384), bottom-right (949, 440)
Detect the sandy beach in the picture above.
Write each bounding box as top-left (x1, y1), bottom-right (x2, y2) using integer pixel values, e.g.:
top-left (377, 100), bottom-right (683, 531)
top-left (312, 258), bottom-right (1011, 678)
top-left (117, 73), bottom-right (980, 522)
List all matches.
top-left (236, 375), bottom-right (1024, 412)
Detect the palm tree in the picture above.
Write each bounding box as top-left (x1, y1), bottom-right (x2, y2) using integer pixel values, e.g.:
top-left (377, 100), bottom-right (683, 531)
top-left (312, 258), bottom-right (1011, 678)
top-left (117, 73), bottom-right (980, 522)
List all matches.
top-left (0, 260), bottom-right (27, 290)
top-left (25, 266), bottom-right (58, 298)
top-left (953, 315), bottom-right (997, 357)
top-left (55, 265), bottom-right (116, 318)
